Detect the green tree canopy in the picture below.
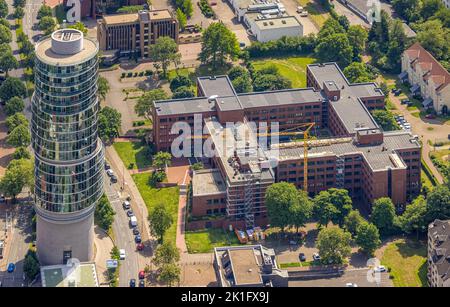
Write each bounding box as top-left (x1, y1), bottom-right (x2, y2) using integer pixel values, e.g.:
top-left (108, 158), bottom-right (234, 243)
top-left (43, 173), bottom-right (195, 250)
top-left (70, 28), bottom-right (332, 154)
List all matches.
top-left (135, 89), bottom-right (168, 120)
top-left (4, 96), bottom-right (24, 116)
top-left (170, 75), bottom-right (192, 92)
top-left (199, 22), bottom-right (240, 69)
top-left (176, 8), bottom-right (187, 31)
top-left (316, 226), bottom-right (352, 264)
top-left (98, 106), bottom-right (121, 144)
top-left (315, 33), bottom-right (353, 67)
top-left (153, 241), bottom-right (180, 267)
top-left (172, 86), bottom-right (195, 99)
top-left (98, 76), bottom-right (110, 101)
top-left (232, 75), bottom-right (253, 93)
top-left (399, 196), bottom-right (428, 237)
top-left (426, 185), bottom-right (450, 222)
top-left (6, 112), bottom-right (28, 132)
top-left (252, 73), bottom-right (291, 92)
top-left (152, 151), bottom-right (172, 169)
top-left (370, 197), bottom-right (398, 236)
top-left (0, 24), bottom-right (11, 45)
top-left (344, 209), bottom-right (365, 237)
top-left (0, 0), bottom-right (8, 18)
top-left (0, 77), bottom-right (27, 101)
top-left (313, 188), bottom-right (353, 227)
top-left (148, 203), bottom-right (174, 243)
top-left (23, 250), bottom-right (40, 280)
top-left (37, 4), bottom-right (53, 19)
top-left (343, 62), bottom-right (372, 83)
top-left (265, 182), bottom-right (300, 230)
top-left (0, 158), bottom-right (33, 200)
top-left (38, 16), bottom-right (56, 35)
top-left (12, 146), bottom-right (30, 160)
top-left (95, 195), bottom-right (115, 231)
top-left (355, 221), bottom-right (381, 256)
top-left (346, 25), bottom-right (368, 60)
top-left (158, 263), bottom-right (180, 286)
top-left (7, 124), bottom-right (31, 147)
top-left (149, 36), bottom-right (180, 77)
top-left (371, 109), bottom-right (400, 131)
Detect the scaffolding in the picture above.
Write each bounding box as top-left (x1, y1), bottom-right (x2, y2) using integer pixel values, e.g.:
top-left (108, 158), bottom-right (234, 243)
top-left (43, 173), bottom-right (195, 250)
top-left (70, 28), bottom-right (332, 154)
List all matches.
top-left (335, 155), bottom-right (345, 188)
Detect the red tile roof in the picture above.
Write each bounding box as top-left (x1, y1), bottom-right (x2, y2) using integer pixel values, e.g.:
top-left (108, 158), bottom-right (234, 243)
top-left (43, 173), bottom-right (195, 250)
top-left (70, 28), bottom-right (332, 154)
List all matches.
top-left (405, 42), bottom-right (450, 92)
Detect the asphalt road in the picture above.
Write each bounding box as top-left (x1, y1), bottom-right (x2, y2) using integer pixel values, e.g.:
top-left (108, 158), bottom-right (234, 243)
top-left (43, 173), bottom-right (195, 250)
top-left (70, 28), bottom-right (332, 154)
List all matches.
top-left (23, 0), bottom-right (43, 41)
top-left (0, 200), bottom-right (33, 287)
top-left (104, 175), bottom-right (140, 287)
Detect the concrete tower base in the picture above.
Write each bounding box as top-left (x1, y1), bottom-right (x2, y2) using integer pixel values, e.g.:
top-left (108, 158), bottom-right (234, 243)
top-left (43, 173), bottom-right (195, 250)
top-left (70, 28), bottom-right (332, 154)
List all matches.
top-left (36, 207), bottom-right (95, 266)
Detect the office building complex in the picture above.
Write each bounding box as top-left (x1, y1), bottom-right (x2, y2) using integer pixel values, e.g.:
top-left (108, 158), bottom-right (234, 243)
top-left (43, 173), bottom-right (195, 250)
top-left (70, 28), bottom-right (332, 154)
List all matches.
top-left (97, 9), bottom-right (178, 58)
top-left (428, 220), bottom-right (450, 287)
top-left (62, 0), bottom-right (147, 18)
top-left (32, 29), bottom-right (104, 265)
top-left (152, 63), bottom-right (421, 230)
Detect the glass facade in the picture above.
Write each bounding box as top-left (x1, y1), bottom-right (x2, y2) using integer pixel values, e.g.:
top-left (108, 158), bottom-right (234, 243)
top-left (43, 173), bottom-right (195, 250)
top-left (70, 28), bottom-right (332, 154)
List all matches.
top-left (32, 43), bottom-right (104, 214)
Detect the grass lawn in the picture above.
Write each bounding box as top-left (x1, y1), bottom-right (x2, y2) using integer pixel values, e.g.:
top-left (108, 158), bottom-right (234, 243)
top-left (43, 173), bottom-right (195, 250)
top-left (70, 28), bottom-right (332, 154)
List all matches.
top-left (297, 0), bottom-right (330, 27)
top-left (381, 239), bottom-right (428, 287)
top-left (251, 56), bottom-right (317, 88)
top-left (431, 148), bottom-right (450, 162)
top-left (185, 229), bottom-right (241, 253)
top-left (131, 173), bottom-right (179, 246)
top-left (113, 141), bottom-right (152, 170)
top-left (421, 169), bottom-right (435, 191)
top-left (279, 261), bottom-right (314, 269)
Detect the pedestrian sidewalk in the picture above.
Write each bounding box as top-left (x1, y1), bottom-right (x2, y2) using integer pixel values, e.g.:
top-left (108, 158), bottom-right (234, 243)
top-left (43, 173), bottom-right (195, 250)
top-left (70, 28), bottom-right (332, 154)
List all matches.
top-left (93, 227), bottom-right (115, 287)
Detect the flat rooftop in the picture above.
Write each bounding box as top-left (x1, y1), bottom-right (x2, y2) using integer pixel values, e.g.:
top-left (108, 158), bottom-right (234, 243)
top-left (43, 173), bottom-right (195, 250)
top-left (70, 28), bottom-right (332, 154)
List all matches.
top-left (238, 88), bottom-right (325, 108)
top-left (102, 13), bottom-right (139, 25)
top-left (267, 131), bottom-right (420, 171)
top-left (192, 169), bottom-right (227, 196)
top-left (254, 16), bottom-right (302, 29)
top-left (198, 76), bottom-right (236, 97)
top-left (41, 262), bottom-right (99, 287)
top-left (229, 249), bottom-right (262, 285)
top-left (35, 37), bottom-right (98, 66)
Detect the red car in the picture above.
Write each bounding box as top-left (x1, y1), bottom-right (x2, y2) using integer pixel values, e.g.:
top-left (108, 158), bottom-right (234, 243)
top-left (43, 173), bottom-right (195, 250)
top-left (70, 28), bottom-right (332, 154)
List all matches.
top-left (138, 270), bottom-right (145, 280)
top-left (136, 243), bottom-right (144, 251)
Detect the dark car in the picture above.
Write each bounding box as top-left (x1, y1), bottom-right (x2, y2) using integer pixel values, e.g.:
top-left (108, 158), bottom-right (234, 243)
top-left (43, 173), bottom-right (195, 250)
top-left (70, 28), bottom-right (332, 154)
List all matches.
top-left (104, 162), bottom-right (111, 170)
top-left (127, 210), bottom-right (134, 217)
top-left (139, 280), bottom-right (145, 287)
top-left (299, 253), bottom-right (306, 262)
top-left (133, 228), bottom-right (140, 235)
top-left (110, 175), bottom-right (118, 183)
top-left (400, 99), bottom-right (410, 104)
top-left (135, 235), bottom-right (142, 243)
top-left (7, 263), bottom-right (15, 273)
top-left (394, 89), bottom-right (402, 96)
top-left (129, 279), bottom-right (136, 287)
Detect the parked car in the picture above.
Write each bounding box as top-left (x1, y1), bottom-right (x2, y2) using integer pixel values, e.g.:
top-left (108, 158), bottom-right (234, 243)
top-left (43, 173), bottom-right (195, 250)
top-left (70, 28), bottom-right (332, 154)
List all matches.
top-left (296, 6), bottom-right (303, 13)
top-left (110, 175), bottom-right (118, 183)
top-left (394, 89), bottom-right (402, 96)
top-left (135, 235), bottom-right (142, 244)
top-left (425, 114), bottom-right (436, 119)
top-left (139, 280), bottom-right (145, 287)
top-left (126, 195), bottom-right (132, 201)
top-left (400, 99), bottom-right (410, 104)
top-left (0, 194), bottom-right (5, 203)
top-left (106, 169), bottom-right (114, 177)
top-left (346, 283), bottom-right (358, 287)
top-left (138, 271), bottom-right (145, 280)
top-left (7, 263), bottom-right (15, 273)
top-left (210, 1), bottom-right (217, 5)
top-left (299, 11), bottom-right (308, 17)
top-left (136, 243), bottom-right (145, 251)
top-left (123, 201), bottom-right (131, 210)
top-left (299, 253), bottom-right (306, 262)
top-left (313, 253), bottom-right (321, 262)
top-left (119, 249), bottom-right (126, 260)
top-left (133, 228), bottom-right (140, 236)
top-left (127, 210), bottom-right (134, 217)
top-left (129, 279), bottom-right (136, 287)
top-left (104, 162), bottom-right (111, 170)
top-left (374, 265), bottom-right (387, 273)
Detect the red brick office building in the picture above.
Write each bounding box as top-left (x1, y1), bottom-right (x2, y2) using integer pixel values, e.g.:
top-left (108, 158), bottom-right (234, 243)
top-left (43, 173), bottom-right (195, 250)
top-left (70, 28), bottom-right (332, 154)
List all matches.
top-left (151, 63), bottom-right (421, 230)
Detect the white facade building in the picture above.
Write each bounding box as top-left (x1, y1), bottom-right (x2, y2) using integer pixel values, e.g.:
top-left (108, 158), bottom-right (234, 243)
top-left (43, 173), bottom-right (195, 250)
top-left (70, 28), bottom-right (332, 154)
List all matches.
top-left (245, 15), bottom-right (303, 42)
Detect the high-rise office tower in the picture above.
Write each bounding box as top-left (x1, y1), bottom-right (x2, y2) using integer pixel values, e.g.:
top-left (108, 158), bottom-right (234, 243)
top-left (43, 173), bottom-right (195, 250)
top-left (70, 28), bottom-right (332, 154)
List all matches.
top-left (32, 29), bottom-right (104, 265)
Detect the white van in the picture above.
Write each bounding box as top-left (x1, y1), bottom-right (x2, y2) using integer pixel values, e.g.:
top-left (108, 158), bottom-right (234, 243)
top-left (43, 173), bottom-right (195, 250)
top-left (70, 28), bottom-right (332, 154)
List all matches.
top-left (119, 249), bottom-right (126, 260)
top-left (130, 216), bottom-right (138, 227)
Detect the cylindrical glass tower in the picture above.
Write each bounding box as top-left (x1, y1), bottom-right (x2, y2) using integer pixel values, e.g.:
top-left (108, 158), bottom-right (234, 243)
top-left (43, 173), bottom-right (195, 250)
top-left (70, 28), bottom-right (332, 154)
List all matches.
top-left (32, 29), bottom-right (104, 265)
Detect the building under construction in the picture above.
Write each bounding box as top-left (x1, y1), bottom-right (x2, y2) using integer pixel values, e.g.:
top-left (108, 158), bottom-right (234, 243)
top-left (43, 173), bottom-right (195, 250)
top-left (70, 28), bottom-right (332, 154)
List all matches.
top-left (152, 63), bottom-right (422, 230)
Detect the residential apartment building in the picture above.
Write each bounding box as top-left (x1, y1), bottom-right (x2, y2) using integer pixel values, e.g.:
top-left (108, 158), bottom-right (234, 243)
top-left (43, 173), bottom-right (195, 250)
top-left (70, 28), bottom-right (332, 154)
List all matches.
top-left (428, 220), bottom-right (450, 287)
top-left (97, 9), bottom-right (178, 58)
top-left (400, 43), bottom-right (450, 114)
top-left (152, 63), bottom-right (421, 230)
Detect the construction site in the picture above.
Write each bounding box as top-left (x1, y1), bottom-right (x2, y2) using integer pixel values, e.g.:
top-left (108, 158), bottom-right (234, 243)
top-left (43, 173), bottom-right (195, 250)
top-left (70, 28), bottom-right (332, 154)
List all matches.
top-left (152, 62), bottom-right (422, 233)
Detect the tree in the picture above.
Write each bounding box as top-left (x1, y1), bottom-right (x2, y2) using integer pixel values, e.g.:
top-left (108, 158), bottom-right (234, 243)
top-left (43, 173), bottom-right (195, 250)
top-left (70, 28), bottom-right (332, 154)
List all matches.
top-left (37, 5), bottom-right (53, 19)
top-left (0, 158), bottom-right (33, 200)
top-left (98, 106), bottom-right (121, 144)
top-left (265, 182), bottom-right (299, 231)
top-left (316, 226), bottom-right (352, 264)
top-left (392, 0), bottom-right (421, 22)
top-left (68, 21), bottom-right (88, 34)
top-left (0, 24), bottom-right (11, 45)
top-left (252, 73), bottom-right (291, 92)
top-left (13, 6), bottom-right (25, 19)
top-left (355, 222), bottom-right (381, 256)
top-left (38, 16), bottom-right (56, 35)
top-left (0, 18), bottom-right (9, 28)
top-left (426, 185), bottom-right (450, 222)
top-left (23, 250), bottom-right (40, 280)
top-left (0, 0), bottom-right (8, 18)
top-left (181, 0), bottom-right (193, 17)
top-left (227, 66), bottom-right (250, 81)
top-left (6, 112), bottom-right (28, 132)
top-left (7, 124), bottom-right (30, 147)
top-left (170, 75), bottom-right (192, 92)
top-left (386, 19), bottom-right (407, 72)
top-left (430, 8), bottom-right (450, 28)
top-left (347, 25), bottom-right (368, 60)
top-left (0, 77), bottom-right (27, 101)
top-left (19, 38), bottom-right (34, 55)
top-left (172, 86), bottom-right (195, 99)
top-left (289, 190), bottom-right (313, 232)
top-left (153, 242), bottom-right (180, 267)
top-left (95, 195), bottom-right (115, 231)
top-left (337, 15), bottom-right (350, 31)
top-left (371, 110), bottom-right (400, 131)
top-left (12, 146), bottom-right (30, 160)
top-left (343, 62), bottom-right (372, 83)
top-left (149, 36), bottom-right (180, 78)
top-left (4, 96), bottom-right (24, 116)
top-left (315, 33), bottom-right (353, 67)
top-left (421, 0), bottom-right (443, 20)
top-left (415, 19), bottom-right (449, 62)
top-left (152, 151), bottom-right (172, 169)
top-left (199, 22), bottom-right (240, 69)
top-left (13, 0), bottom-right (25, 8)
top-left (344, 209), bottom-right (365, 237)
top-left (370, 197), bottom-right (398, 236)
top-left (135, 89), bottom-right (168, 120)
top-left (313, 188), bottom-right (353, 227)
top-left (232, 75), bottom-right (253, 93)
top-left (176, 8), bottom-right (187, 31)
top-left (98, 76), bottom-right (110, 101)
top-left (148, 203), bottom-right (173, 243)
top-left (399, 196), bottom-right (427, 238)
top-left (158, 263), bottom-right (180, 286)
